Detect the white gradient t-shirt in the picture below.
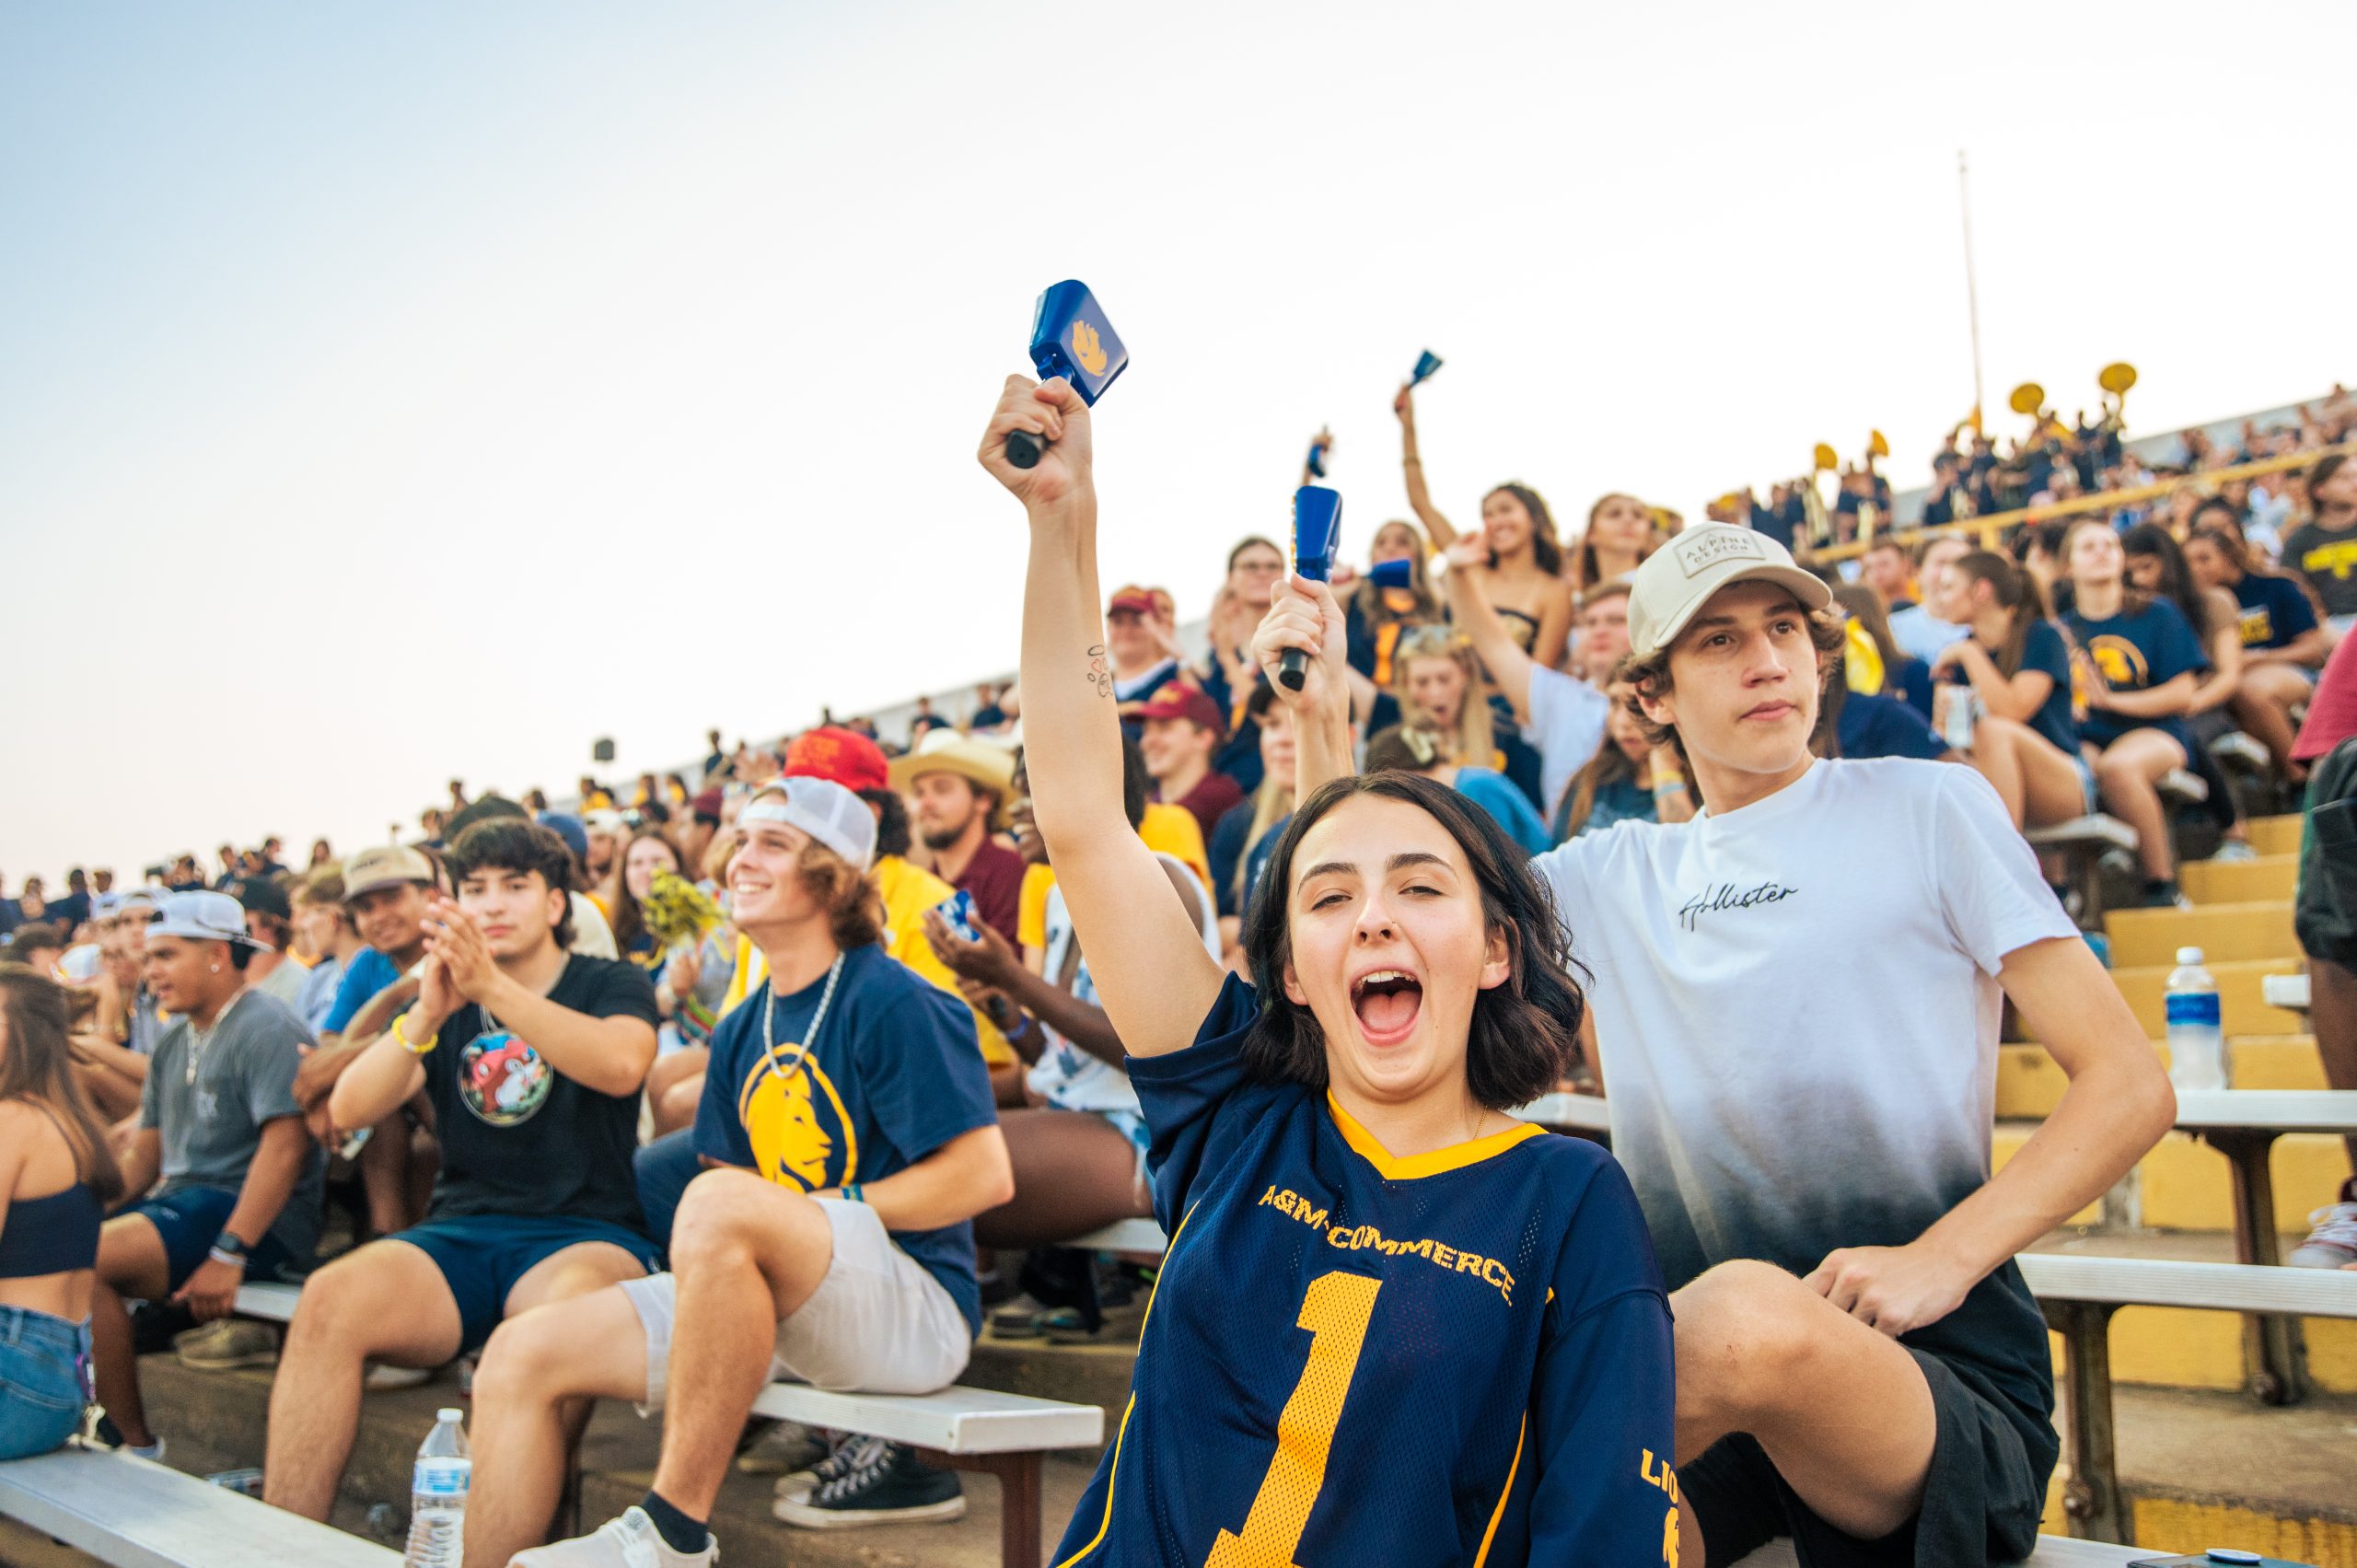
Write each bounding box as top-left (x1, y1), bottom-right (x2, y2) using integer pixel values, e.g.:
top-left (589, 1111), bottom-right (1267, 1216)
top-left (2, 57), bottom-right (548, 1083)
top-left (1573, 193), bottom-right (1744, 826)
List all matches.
top-left (1533, 758), bottom-right (2075, 1299)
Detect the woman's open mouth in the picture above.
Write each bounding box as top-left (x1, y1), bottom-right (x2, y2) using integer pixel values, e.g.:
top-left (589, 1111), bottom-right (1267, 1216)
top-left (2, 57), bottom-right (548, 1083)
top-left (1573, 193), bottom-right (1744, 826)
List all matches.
top-left (1351, 968), bottom-right (1424, 1046)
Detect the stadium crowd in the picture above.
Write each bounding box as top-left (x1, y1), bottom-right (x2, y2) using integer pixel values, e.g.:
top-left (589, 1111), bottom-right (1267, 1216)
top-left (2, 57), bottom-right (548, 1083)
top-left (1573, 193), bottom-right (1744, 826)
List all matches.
top-left (3, 366), bottom-right (2355, 1568)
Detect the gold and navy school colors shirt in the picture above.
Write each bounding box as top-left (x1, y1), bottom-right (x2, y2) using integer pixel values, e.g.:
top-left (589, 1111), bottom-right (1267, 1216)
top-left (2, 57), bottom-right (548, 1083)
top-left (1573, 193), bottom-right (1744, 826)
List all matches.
top-left (1052, 975), bottom-right (1677, 1567)
top-left (693, 941), bottom-right (999, 1332)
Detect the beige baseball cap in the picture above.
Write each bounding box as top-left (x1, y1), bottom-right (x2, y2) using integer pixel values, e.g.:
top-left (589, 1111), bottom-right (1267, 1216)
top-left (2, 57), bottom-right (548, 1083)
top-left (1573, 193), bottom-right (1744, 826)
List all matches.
top-left (1625, 524), bottom-right (1832, 659)
top-left (343, 842), bottom-right (435, 900)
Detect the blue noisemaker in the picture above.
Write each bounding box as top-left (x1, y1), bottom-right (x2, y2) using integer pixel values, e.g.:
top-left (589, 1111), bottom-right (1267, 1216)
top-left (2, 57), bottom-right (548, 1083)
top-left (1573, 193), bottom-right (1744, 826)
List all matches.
top-left (1306, 430), bottom-right (1332, 479)
top-left (1279, 485), bottom-right (1343, 691)
top-left (1367, 558), bottom-right (1415, 590)
top-left (1005, 280), bottom-right (1129, 470)
top-left (1409, 348), bottom-right (1444, 387)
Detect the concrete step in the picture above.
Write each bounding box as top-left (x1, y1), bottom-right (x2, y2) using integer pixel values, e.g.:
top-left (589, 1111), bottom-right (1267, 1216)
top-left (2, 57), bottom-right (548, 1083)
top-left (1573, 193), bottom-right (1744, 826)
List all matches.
top-left (1996, 1121), bottom-right (2351, 1237)
top-left (2098, 958), bottom-right (2308, 1039)
top-left (2105, 900), bottom-right (2299, 968)
top-left (2247, 815), bottom-right (2305, 857)
top-left (1997, 1038), bottom-right (2328, 1118)
top-left (2032, 1228), bottom-right (2357, 1397)
top-left (2094, 1385), bottom-right (2357, 1559)
top-left (2182, 853), bottom-right (2300, 905)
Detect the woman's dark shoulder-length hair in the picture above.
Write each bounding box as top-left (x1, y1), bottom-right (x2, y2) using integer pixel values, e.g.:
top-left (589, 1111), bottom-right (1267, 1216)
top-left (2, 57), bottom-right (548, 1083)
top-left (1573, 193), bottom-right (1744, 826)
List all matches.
top-left (1236, 771), bottom-right (1583, 1111)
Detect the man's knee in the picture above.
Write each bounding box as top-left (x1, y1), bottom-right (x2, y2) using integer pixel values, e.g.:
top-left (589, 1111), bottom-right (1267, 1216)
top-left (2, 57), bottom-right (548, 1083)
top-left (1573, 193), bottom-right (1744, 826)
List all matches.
top-left (473, 1311), bottom-right (574, 1408)
top-left (286, 1252), bottom-right (394, 1353)
top-left (1673, 1260), bottom-right (1831, 1420)
top-left (671, 1168), bottom-right (818, 1271)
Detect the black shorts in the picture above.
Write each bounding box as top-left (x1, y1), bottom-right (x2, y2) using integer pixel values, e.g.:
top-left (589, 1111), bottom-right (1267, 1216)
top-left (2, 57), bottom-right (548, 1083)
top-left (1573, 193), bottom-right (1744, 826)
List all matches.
top-left (2295, 741), bottom-right (2357, 967)
top-left (1684, 1347), bottom-right (2049, 1568)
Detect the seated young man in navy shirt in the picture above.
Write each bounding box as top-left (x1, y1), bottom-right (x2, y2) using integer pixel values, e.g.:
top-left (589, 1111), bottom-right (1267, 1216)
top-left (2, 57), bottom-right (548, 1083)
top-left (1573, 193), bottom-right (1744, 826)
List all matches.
top-left (262, 819), bottom-right (663, 1525)
top-left (486, 778), bottom-right (1013, 1568)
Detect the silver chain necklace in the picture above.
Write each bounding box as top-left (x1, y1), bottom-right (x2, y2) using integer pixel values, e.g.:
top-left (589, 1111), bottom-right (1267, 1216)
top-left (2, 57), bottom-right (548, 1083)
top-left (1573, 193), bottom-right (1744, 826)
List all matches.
top-left (760, 952), bottom-right (846, 1089)
top-left (185, 987), bottom-right (250, 1086)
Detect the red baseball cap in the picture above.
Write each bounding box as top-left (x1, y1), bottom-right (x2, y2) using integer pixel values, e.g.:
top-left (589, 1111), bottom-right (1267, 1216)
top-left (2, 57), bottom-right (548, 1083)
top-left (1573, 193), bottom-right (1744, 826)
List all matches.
top-left (1134, 681), bottom-right (1226, 737)
top-left (784, 726), bottom-right (891, 796)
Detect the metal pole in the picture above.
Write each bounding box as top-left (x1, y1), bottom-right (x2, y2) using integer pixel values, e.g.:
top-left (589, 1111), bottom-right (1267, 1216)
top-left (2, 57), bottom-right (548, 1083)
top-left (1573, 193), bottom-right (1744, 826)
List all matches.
top-left (1959, 150), bottom-right (1985, 430)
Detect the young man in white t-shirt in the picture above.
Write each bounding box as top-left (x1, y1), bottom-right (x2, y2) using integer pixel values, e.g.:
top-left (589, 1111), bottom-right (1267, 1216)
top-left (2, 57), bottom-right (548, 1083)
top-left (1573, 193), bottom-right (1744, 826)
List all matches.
top-left (1266, 524), bottom-right (2176, 1565)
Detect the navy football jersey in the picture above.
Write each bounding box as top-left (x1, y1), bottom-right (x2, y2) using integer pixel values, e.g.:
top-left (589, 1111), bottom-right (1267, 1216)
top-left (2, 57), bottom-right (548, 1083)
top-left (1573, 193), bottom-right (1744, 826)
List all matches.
top-left (1051, 975), bottom-right (1677, 1567)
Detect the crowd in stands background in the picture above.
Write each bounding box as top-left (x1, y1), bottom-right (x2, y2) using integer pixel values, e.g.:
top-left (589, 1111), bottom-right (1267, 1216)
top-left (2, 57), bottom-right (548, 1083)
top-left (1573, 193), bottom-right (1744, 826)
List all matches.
top-left (3, 367), bottom-right (2355, 1562)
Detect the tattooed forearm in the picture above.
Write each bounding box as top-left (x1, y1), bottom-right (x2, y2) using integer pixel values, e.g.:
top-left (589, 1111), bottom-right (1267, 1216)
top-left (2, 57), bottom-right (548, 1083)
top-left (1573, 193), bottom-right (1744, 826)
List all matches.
top-left (1086, 645), bottom-right (1114, 698)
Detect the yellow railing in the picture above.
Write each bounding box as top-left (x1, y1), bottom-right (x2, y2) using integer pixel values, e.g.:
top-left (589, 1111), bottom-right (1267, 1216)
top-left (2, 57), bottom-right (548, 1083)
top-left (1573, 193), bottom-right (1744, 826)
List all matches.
top-left (1804, 440), bottom-right (2356, 564)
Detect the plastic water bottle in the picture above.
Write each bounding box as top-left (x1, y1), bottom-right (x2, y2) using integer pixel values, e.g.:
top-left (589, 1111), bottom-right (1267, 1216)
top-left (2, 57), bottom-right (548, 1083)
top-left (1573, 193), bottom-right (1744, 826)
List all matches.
top-left (403, 1408), bottom-right (470, 1567)
top-left (2165, 947), bottom-right (2229, 1092)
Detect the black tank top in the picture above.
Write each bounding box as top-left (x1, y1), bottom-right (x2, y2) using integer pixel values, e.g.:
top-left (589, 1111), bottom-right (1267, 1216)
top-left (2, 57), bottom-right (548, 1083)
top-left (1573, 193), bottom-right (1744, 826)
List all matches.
top-left (0, 1106), bottom-right (102, 1277)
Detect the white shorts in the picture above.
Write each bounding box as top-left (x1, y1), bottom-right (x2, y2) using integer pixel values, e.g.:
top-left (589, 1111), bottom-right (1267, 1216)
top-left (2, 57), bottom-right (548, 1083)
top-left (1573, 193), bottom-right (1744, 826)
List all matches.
top-left (619, 1198), bottom-right (970, 1410)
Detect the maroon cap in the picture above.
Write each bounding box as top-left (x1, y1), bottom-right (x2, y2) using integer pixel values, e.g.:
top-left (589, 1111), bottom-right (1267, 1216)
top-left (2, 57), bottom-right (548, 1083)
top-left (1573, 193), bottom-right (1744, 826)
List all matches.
top-left (1107, 591), bottom-right (1157, 617)
top-left (691, 787), bottom-right (725, 821)
top-left (1135, 681), bottom-right (1226, 737)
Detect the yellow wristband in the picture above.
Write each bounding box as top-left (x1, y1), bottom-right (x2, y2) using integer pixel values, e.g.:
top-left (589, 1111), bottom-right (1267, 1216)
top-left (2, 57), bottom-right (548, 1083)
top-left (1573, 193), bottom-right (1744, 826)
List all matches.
top-left (391, 1010), bottom-right (435, 1055)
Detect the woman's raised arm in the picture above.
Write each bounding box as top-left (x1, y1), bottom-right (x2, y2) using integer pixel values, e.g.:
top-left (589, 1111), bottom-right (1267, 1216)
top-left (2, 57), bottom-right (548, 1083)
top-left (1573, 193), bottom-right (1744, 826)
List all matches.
top-left (979, 376), bottom-right (1225, 1059)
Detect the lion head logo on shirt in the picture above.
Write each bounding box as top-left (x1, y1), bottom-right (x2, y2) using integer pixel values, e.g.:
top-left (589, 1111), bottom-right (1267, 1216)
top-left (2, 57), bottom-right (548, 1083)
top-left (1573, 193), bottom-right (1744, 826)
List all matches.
top-left (458, 1030), bottom-right (552, 1127)
top-left (2086, 633), bottom-right (2148, 689)
top-left (737, 1050), bottom-right (855, 1192)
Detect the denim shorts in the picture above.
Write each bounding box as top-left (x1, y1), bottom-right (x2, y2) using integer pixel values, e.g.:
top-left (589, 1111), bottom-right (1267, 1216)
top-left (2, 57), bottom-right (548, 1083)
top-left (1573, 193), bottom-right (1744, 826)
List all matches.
top-left (0, 1306), bottom-right (91, 1461)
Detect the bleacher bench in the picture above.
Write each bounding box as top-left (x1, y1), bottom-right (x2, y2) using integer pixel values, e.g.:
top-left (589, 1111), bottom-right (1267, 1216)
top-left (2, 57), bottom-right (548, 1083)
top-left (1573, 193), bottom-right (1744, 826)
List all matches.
top-left (1733, 1537), bottom-right (2143, 1565)
top-left (0, 1446), bottom-right (398, 1568)
top-left (2021, 1252), bottom-right (2357, 1545)
top-left (2170, 1089), bottom-right (2357, 1403)
top-left (2023, 814), bottom-right (2137, 927)
top-left (233, 1281), bottom-right (1097, 1568)
top-left (2263, 971), bottom-right (2310, 1013)
top-left (2157, 768), bottom-right (2209, 806)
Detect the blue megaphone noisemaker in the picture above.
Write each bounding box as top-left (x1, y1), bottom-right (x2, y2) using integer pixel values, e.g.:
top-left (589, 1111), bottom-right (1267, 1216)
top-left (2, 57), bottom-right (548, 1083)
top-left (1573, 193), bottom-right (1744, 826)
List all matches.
top-left (1366, 558), bottom-right (1416, 591)
top-left (1409, 348), bottom-right (1444, 388)
top-left (1279, 485), bottom-right (1343, 691)
top-left (1005, 281), bottom-right (1129, 470)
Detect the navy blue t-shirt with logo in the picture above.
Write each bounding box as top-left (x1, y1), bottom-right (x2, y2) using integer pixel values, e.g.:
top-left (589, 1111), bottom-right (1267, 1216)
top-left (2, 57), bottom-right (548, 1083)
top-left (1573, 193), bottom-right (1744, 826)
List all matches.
top-left (2231, 573), bottom-right (2320, 651)
top-left (2063, 599), bottom-right (2208, 751)
top-left (422, 953), bottom-right (659, 1234)
top-left (694, 941), bottom-right (999, 1332)
top-left (1940, 618), bottom-right (2080, 757)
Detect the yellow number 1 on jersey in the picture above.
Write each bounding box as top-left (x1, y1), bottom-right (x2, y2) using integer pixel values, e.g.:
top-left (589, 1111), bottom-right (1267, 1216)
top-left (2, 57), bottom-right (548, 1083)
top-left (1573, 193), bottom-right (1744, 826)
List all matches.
top-left (1203, 1271), bottom-right (1382, 1568)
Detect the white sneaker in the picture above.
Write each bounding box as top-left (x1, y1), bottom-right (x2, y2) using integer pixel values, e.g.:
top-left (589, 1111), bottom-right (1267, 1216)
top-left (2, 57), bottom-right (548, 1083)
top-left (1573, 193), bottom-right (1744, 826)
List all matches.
top-left (2213, 838), bottom-right (2259, 864)
top-left (509, 1506), bottom-right (714, 1567)
top-left (365, 1362), bottom-right (435, 1392)
top-left (2289, 1197), bottom-right (2357, 1270)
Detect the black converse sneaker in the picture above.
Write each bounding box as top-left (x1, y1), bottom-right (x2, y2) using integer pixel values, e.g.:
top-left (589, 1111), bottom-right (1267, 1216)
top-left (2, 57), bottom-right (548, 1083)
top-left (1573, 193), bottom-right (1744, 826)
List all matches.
top-left (771, 1437), bottom-right (966, 1529)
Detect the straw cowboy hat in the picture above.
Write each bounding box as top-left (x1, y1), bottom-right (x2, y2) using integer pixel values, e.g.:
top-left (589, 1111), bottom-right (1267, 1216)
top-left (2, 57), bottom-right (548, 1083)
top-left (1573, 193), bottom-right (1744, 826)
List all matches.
top-left (887, 729), bottom-right (1018, 829)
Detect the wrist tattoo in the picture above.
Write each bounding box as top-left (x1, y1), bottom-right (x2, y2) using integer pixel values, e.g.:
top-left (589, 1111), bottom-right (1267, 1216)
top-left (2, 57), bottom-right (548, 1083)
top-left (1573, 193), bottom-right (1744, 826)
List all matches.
top-left (1086, 644), bottom-right (1114, 699)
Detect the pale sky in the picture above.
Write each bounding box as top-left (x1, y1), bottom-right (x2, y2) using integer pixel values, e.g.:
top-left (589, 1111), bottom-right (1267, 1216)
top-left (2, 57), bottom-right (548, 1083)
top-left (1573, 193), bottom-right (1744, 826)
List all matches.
top-left (6, 0), bottom-right (2354, 886)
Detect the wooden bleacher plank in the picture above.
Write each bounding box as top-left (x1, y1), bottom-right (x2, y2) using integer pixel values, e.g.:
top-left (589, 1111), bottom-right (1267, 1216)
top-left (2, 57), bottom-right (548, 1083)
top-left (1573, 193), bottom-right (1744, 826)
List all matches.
top-left (2019, 1253), bottom-right (2357, 1318)
top-left (2170, 1087), bottom-right (2357, 1133)
top-left (2024, 815), bottom-right (2138, 853)
top-left (2263, 971), bottom-right (2310, 1013)
top-left (748, 1383), bottom-right (1101, 1455)
top-left (1068, 1218), bottom-right (1171, 1254)
top-left (233, 1282), bottom-right (301, 1322)
top-left (1513, 1092), bottom-right (1612, 1132)
top-left (0, 1447), bottom-right (398, 1568)
top-left (1734, 1536), bottom-right (2142, 1565)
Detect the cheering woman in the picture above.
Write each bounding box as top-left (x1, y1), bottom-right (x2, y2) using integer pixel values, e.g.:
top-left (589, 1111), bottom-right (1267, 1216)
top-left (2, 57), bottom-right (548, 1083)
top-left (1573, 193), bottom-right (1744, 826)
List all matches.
top-left (981, 375), bottom-right (1677, 1566)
